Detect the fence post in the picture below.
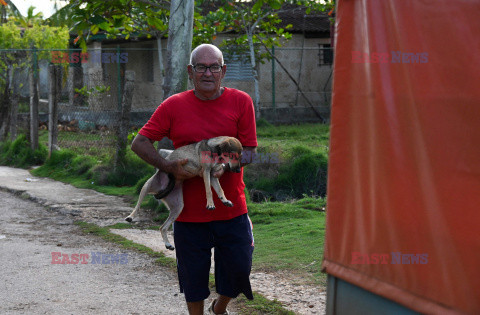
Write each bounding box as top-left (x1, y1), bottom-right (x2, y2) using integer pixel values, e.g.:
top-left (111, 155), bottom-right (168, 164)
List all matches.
top-left (48, 64), bottom-right (60, 157)
top-left (271, 46), bottom-right (276, 114)
top-left (9, 67), bottom-right (19, 141)
top-left (29, 47), bottom-right (39, 150)
top-left (114, 70), bottom-right (135, 171)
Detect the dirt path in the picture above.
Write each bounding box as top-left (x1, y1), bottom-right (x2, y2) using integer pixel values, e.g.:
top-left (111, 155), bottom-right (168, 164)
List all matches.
top-left (0, 190), bottom-right (187, 314)
top-left (112, 228), bottom-right (327, 314)
top-left (0, 166), bottom-right (326, 314)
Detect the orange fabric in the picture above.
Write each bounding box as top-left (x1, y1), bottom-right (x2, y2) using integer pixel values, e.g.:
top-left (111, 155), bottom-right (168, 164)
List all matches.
top-left (322, 1), bottom-right (480, 314)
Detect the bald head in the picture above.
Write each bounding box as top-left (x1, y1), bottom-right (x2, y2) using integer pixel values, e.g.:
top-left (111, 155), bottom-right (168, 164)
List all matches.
top-left (190, 44), bottom-right (224, 66)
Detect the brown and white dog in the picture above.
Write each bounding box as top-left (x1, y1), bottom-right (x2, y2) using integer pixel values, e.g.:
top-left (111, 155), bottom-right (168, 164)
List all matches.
top-left (125, 136), bottom-right (243, 250)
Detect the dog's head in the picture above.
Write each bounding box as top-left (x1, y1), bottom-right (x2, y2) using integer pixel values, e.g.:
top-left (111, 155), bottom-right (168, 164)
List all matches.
top-left (207, 137), bottom-right (243, 173)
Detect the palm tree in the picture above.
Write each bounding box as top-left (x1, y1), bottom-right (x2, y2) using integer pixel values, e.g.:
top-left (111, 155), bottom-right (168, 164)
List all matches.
top-left (10, 5), bottom-right (44, 27)
top-left (1, 0), bottom-right (22, 24)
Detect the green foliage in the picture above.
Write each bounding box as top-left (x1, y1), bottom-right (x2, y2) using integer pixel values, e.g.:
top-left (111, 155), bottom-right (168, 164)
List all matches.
top-left (33, 145), bottom-right (154, 189)
top-left (75, 85), bottom-right (111, 97)
top-left (254, 146), bottom-right (328, 199)
top-left (256, 118), bottom-right (273, 128)
top-left (248, 199), bottom-right (326, 284)
top-left (194, 0), bottom-right (332, 63)
top-left (68, 0), bottom-right (169, 50)
top-left (106, 158), bottom-right (153, 187)
top-left (0, 134), bottom-right (48, 168)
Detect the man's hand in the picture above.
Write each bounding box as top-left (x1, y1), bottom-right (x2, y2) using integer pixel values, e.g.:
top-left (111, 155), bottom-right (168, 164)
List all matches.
top-left (163, 159), bottom-right (194, 180)
top-left (131, 134), bottom-right (193, 180)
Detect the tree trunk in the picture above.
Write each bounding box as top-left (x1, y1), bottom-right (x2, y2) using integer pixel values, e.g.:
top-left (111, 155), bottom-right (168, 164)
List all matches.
top-left (9, 92), bottom-right (18, 141)
top-left (163, 0), bottom-right (194, 100)
top-left (9, 67), bottom-right (19, 141)
top-left (29, 65), bottom-right (39, 150)
top-left (0, 67), bottom-right (10, 141)
top-left (114, 70), bottom-right (135, 171)
top-left (48, 64), bottom-right (61, 156)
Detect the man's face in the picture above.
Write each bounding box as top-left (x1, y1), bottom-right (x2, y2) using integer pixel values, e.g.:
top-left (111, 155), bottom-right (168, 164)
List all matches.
top-left (188, 47), bottom-right (226, 98)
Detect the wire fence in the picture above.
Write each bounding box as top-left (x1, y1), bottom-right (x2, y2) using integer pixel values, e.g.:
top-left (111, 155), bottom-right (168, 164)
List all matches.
top-left (0, 47), bottom-right (332, 154)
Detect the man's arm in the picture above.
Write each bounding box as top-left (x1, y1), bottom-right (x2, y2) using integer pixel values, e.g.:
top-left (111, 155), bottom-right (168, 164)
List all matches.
top-left (131, 134), bottom-right (193, 180)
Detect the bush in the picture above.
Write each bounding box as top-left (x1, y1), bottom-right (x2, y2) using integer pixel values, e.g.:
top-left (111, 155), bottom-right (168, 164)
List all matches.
top-left (250, 145), bottom-right (328, 200)
top-left (0, 135), bottom-right (47, 168)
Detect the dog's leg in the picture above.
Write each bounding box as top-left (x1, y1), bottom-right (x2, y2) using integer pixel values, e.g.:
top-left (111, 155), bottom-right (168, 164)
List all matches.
top-left (202, 169), bottom-right (216, 210)
top-left (125, 175), bottom-right (155, 222)
top-left (160, 184), bottom-right (184, 250)
top-left (210, 176), bottom-right (233, 207)
top-left (125, 171), bottom-right (172, 222)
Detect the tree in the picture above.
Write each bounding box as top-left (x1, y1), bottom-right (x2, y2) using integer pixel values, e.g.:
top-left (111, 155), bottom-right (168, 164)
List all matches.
top-left (0, 7), bottom-right (69, 144)
top-left (194, 0), bottom-right (334, 118)
top-left (67, 0), bottom-right (195, 98)
top-left (66, 0), bottom-right (334, 105)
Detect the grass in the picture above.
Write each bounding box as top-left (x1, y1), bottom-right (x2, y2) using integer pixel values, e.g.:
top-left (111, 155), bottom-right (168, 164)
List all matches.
top-left (75, 221), bottom-right (177, 269)
top-left (1, 123), bottom-right (329, 310)
top-left (249, 197), bottom-right (327, 285)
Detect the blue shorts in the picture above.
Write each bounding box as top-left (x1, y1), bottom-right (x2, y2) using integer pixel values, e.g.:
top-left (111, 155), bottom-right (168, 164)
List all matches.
top-left (173, 213), bottom-right (255, 302)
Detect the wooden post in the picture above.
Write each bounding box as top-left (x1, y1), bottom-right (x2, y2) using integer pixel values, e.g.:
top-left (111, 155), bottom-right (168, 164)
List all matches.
top-left (48, 64), bottom-right (61, 156)
top-left (114, 70), bottom-right (135, 171)
top-left (29, 48), bottom-right (39, 150)
top-left (9, 68), bottom-right (19, 141)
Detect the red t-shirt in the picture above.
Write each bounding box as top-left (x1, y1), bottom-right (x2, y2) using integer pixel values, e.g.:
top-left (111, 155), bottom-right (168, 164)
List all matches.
top-left (138, 87), bottom-right (258, 222)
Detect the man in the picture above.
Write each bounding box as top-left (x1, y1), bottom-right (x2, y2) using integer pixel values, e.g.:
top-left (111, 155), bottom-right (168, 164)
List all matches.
top-left (131, 44), bottom-right (257, 315)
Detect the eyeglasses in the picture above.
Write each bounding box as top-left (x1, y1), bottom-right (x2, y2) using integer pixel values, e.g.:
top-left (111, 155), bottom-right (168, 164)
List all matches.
top-left (191, 64), bottom-right (223, 73)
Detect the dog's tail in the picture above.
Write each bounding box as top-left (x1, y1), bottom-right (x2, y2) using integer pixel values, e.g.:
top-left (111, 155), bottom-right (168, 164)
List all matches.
top-left (154, 173), bottom-right (176, 200)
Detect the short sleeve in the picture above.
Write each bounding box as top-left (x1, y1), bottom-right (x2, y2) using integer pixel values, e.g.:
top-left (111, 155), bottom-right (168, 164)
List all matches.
top-left (138, 102), bottom-right (171, 141)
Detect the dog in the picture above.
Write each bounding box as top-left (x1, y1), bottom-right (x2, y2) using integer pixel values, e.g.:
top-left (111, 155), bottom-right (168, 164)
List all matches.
top-left (125, 136), bottom-right (243, 250)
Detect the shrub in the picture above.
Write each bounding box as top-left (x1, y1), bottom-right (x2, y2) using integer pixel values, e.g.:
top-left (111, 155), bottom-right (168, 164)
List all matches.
top-left (0, 135), bottom-right (47, 168)
top-left (250, 146), bottom-right (328, 200)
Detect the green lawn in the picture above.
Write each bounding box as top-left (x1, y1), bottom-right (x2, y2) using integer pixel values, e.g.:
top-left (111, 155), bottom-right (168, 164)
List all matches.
top-left (248, 197), bottom-right (326, 285)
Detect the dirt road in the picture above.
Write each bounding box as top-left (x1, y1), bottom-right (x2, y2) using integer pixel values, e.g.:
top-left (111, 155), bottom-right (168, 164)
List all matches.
top-left (0, 190), bottom-right (187, 314)
top-left (0, 166), bottom-right (326, 314)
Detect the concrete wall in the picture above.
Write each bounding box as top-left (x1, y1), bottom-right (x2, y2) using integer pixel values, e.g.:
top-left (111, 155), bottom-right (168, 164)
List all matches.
top-left (84, 34), bottom-right (332, 124)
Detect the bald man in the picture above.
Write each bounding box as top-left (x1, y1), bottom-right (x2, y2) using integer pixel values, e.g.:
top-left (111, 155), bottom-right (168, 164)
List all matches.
top-left (132, 44), bottom-right (257, 315)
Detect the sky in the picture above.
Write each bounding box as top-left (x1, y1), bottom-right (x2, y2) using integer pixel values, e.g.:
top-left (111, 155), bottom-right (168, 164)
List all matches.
top-left (10, 0), bottom-right (68, 18)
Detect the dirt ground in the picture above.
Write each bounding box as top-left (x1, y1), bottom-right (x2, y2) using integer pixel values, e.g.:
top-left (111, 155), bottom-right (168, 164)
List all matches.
top-left (0, 190), bottom-right (188, 314)
top-left (0, 166), bottom-right (326, 314)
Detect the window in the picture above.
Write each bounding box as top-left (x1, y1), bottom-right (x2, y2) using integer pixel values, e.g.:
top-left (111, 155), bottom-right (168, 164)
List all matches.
top-left (318, 44), bottom-right (333, 66)
top-left (223, 51), bottom-right (254, 81)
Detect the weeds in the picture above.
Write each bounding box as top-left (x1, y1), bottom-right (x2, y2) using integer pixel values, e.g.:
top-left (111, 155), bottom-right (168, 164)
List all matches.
top-left (0, 134), bottom-right (47, 168)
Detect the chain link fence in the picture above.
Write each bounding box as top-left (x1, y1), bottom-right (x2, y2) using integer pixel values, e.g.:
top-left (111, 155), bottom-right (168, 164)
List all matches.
top-left (0, 46), bottom-right (332, 154)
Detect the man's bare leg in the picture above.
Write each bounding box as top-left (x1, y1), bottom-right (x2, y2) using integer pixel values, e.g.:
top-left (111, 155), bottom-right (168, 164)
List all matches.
top-left (213, 295), bottom-right (232, 314)
top-left (187, 300), bottom-right (204, 315)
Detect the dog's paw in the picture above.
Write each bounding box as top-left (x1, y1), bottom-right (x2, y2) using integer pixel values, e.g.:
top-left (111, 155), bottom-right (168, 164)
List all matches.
top-left (125, 217), bottom-right (133, 222)
top-left (222, 200), bottom-right (234, 207)
top-left (206, 204), bottom-right (216, 211)
top-left (165, 244), bottom-right (175, 251)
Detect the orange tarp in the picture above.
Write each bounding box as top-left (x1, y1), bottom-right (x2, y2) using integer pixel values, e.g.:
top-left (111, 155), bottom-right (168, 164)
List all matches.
top-left (322, 1), bottom-right (480, 314)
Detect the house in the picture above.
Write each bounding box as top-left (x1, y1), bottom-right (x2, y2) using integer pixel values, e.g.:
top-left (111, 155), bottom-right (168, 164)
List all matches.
top-left (69, 6), bottom-right (332, 126)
